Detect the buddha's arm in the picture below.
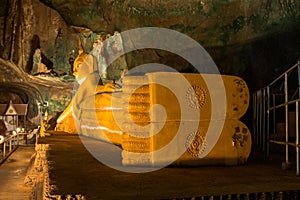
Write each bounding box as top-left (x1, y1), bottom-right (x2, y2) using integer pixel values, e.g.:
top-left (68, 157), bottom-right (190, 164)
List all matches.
top-left (56, 70), bottom-right (118, 132)
top-left (57, 101), bottom-right (73, 124)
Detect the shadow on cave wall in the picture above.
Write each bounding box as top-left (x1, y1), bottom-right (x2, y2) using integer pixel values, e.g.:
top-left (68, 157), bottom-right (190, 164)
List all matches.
top-left (25, 34), bottom-right (53, 74)
top-left (209, 28), bottom-right (300, 93)
top-left (207, 27), bottom-right (300, 131)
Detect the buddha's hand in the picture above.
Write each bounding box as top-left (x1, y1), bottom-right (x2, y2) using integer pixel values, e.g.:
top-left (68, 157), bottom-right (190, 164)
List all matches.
top-left (96, 83), bottom-right (116, 93)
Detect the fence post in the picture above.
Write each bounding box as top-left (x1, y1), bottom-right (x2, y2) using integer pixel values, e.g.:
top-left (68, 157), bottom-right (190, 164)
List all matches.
top-left (258, 90), bottom-right (263, 150)
top-left (297, 61), bottom-right (300, 176)
top-left (262, 88), bottom-right (266, 153)
top-left (296, 101), bottom-right (299, 176)
top-left (272, 94), bottom-right (276, 137)
top-left (9, 137), bottom-right (12, 152)
top-left (3, 142), bottom-right (6, 157)
top-left (253, 92), bottom-right (257, 150)
top-left (267, 86), bottom-right (270, 157)
top-left (284, 73), bottom-right (289, 164)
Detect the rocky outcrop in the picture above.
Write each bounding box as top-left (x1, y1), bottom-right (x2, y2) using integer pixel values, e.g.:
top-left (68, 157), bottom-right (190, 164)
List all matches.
top-left (0, 58), bottom-right (73, 125)
top-left (1, 0), bottom-right (79, 73)
top-left (36, 0), bottom-right (300, 90)
top-left (0, 0), bottom-right (76, 125)
top-left (40, 0), bottom-right (300, 47)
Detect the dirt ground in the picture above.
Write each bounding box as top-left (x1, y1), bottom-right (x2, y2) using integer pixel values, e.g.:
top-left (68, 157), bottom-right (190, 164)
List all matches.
top-left (39, 132), bottom-right (300, 200)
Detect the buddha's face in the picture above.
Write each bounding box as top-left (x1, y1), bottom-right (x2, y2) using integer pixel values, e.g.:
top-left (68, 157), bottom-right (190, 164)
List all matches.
top-left (73, 52), bottom-right (89, 78)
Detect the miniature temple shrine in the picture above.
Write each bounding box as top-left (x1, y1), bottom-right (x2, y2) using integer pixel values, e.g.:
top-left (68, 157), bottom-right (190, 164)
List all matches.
top-left (0, 101), bottom-right (28, 134)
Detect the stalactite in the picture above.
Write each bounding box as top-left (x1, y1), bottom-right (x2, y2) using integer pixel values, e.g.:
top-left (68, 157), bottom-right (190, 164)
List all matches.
top-left (2, 0), bottom-right (34, 70)
top-left (2, 0), bottom-right (23, 68)
top-left (14, 0), bottom-right (23, 68)
top-left (3, 0), bottom-right (16, 61)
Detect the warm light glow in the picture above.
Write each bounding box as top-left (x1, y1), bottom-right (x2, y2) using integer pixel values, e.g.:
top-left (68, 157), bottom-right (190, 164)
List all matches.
top-left (0, 135), bottom-right (4, 144)
top-left (57, 103), bottom-right (73, 124)
top-left (81, 124), bottom-right (123, 135)
top-left (16, 127), bottom-right (21, 132)
top-left (76, 76), bottom-right (86, 85)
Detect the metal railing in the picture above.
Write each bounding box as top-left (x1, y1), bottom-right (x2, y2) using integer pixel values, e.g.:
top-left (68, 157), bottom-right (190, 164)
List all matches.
top-left (0, 128), bottom-right (39, 163)
top-left (0, 133), bottom-right (19, 162)
top-left (253, 60), bottom-right (300, 176)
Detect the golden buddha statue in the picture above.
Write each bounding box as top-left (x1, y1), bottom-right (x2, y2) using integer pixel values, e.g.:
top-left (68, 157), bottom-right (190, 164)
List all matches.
top-left (56, 41), bottom-right (251, 166)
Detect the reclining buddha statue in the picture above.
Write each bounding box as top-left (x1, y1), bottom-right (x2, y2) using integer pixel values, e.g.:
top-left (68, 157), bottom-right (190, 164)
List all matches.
top-left (56, 50), bottom-right (251, 166)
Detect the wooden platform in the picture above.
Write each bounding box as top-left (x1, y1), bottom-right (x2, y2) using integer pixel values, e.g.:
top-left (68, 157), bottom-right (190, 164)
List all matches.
top-left (39, 133), bottom-right (300, 200)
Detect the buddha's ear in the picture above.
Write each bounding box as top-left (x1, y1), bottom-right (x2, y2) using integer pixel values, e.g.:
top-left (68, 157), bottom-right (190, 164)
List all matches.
top-left (78, 36), bottom-right (84, 55)
top-left (73, 52), bottom-right (87, 77)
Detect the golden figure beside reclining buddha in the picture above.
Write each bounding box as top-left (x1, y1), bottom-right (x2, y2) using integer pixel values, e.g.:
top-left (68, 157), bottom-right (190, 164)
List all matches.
top-left (56, 36), bottom-right (251, 166)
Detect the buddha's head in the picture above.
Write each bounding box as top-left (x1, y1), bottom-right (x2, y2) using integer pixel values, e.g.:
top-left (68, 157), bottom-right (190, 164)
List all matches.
top-left (73, 52), bottom-right (99, 85)
top-left (73, 52), bottom-right (89, 78)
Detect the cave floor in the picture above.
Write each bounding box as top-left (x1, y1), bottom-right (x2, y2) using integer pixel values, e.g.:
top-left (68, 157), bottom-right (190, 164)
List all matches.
top-left (38, 132), bottom-right (300, 200)
top-left (0, 145), bottom-right (35, 200)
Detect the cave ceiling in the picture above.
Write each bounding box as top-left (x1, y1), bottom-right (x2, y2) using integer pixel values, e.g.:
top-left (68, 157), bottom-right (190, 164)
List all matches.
top-left (39, 0), bottom-right (300, 47)
top-left (36, 0), bottom-right (300, 85)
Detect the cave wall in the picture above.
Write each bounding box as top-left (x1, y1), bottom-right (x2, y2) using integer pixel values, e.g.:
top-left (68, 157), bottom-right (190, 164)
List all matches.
top-left (0, 0), bottom-right (299, 126)
top-left (0, 0), bottom-right (80, 74)
top-left (37, 0), bottom-right (300, 90)
top-left (0, 0), bottom-right (77, 125)
top-left (208, 29), bottom-right (300, 91)
top-left (0, 0), bottom-right (299, 89)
